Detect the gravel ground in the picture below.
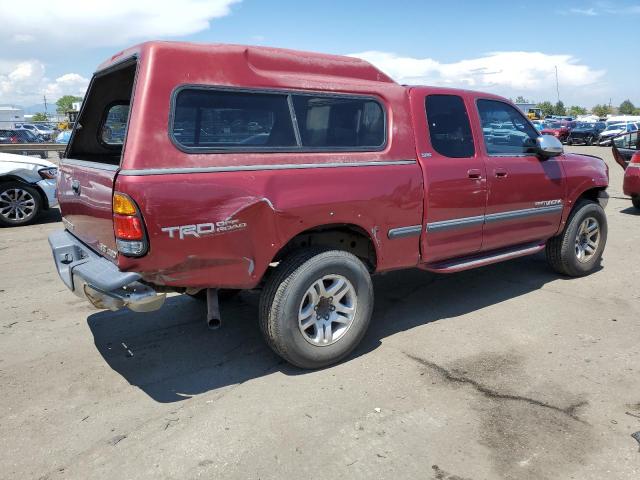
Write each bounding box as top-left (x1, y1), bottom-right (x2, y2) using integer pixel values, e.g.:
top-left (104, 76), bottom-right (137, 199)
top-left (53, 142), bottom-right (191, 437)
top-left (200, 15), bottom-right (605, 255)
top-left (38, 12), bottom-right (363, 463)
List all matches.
top-left (1, 146), bottom-right (639, 480)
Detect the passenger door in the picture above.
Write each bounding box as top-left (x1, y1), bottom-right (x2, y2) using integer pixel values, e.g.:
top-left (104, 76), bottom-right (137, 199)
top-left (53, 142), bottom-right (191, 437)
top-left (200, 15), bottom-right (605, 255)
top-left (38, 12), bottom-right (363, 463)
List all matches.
top-left (410, 89), bottom-right (487, 263)
top-left (475, 99), bottom-right (565, 251)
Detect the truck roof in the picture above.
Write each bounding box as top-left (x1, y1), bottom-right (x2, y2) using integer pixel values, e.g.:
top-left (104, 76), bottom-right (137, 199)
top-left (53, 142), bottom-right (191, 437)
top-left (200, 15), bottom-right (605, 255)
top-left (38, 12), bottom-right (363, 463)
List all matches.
top-left (96, 41), bottom-right (397, 85)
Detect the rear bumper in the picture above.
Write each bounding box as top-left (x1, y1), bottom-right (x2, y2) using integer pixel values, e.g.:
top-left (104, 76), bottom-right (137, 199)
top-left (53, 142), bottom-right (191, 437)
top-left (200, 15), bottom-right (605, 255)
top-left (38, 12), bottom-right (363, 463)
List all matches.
top-left (48, 230), bottom-right (165, 312)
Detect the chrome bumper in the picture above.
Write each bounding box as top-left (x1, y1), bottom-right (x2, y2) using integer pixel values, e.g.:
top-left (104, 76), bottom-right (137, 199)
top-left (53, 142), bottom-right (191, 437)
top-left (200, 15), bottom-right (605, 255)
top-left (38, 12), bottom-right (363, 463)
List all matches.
top-left (48, 230), bottom-right (165, 312)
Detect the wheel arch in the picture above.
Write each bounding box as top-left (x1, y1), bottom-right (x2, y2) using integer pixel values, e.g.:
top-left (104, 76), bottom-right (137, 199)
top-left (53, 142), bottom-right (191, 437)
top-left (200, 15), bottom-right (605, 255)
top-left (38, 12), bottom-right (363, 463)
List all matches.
top-left (557, 186), bottom-right (607, 235)
top-left (272, 223), bottom-right (379, 272)
top-left (0, 175), bottom-right (48, 209)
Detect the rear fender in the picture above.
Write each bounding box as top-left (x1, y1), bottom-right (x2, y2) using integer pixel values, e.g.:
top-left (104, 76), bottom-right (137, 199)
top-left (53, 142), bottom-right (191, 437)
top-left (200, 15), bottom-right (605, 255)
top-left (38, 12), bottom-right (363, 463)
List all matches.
top-left (115, 163), bottom-right (424, 289)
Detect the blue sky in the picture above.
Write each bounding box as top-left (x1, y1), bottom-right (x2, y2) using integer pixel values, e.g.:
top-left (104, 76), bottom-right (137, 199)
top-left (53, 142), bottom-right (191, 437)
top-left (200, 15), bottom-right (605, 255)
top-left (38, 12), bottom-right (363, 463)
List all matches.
top-left (1, 0), bottom-right (638, 109)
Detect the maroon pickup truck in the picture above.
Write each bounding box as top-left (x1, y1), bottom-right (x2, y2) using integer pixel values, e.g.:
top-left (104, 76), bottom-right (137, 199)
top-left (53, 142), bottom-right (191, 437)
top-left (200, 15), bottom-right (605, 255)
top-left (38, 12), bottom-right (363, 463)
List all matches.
top-left (49, 42), bottom-right (609, 368)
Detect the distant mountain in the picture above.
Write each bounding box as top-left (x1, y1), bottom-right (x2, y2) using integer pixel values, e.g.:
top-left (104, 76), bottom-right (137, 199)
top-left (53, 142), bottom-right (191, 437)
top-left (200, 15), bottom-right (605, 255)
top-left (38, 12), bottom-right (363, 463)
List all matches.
top-left (24, 103), bottom-right (56, 114)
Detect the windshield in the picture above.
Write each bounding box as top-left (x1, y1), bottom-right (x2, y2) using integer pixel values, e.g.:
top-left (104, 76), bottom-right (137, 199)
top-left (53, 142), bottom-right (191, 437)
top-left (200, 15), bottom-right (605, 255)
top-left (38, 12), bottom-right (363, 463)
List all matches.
top-left (547, 122), bottom-right (562, 128)
top-left (575, 123), bottom-right (594, 129)
top-left (605, 124), bottom-right (624, 131)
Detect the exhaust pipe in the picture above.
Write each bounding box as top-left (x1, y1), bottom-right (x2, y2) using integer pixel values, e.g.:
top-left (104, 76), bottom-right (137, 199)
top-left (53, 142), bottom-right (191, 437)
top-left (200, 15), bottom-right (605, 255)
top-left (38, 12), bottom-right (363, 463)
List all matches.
top-left (206, 288), bottom-right (221, 330)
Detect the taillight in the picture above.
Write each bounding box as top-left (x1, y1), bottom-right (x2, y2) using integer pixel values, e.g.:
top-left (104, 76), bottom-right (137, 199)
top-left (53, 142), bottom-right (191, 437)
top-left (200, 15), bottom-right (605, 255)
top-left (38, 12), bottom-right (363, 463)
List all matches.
top-left (112, 192), bottom-right (148, 257)
top-left (631, 153), bottom-right (640, 165)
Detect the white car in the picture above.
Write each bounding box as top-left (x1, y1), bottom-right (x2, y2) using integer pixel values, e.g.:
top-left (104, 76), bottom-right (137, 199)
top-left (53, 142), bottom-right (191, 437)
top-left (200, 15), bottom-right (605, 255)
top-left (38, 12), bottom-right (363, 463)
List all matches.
top-left (0, 152), bottom-right (58, 226)
top-left (598, 122), bottom-right (639, 146)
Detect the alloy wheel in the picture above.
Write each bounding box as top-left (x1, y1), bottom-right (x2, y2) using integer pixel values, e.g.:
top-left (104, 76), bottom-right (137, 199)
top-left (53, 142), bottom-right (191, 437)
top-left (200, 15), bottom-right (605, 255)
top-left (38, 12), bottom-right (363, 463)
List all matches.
top-left (575, 217), bottom-right (600, 263)
top-left (0, 188), bottom-right (37, 223)
top-left (298, 274), bottom-right (357, 346)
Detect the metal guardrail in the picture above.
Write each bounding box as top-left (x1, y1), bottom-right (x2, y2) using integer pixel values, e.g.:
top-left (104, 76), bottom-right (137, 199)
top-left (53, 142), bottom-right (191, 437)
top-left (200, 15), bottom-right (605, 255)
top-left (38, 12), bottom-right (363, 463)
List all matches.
top-left (0, 143), bottom-right (66, 152)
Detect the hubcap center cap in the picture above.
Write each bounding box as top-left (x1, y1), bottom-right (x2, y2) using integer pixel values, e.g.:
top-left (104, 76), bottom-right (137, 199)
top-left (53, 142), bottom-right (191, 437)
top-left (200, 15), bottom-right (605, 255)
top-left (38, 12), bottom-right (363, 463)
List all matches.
top-left (315, 297), bottom-right (333, 319)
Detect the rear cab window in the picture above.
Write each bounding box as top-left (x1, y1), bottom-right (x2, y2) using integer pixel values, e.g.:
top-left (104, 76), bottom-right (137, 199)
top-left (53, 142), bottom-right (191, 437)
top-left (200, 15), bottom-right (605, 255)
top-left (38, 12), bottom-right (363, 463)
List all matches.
top-left (477, 99), bottom-right (539, 156)
top-left (170, 87), bottom-right (386, 152)
top-left (425, 94), bottom-right (475, 158)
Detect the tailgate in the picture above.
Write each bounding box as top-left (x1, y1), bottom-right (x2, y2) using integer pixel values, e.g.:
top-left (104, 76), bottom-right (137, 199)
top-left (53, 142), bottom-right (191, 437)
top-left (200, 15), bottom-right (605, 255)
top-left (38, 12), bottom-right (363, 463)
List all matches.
top-left (58, 161), bottom-right (118, 261)
top-left (57, 58), bottom-right (137, 263)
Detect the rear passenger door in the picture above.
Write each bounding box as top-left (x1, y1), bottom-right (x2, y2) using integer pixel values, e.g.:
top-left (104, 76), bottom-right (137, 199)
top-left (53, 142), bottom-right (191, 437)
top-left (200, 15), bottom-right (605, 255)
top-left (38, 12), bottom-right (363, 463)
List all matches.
top-left (410, 89), bottom-right (487, 263)
top-left (475, 99), bottom-right (565, 251)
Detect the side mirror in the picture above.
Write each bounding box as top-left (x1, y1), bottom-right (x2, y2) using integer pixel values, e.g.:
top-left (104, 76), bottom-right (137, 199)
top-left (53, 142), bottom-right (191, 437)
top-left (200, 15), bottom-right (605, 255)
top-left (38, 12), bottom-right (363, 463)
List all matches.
top-left (536, 135), bottom-right (563, 159)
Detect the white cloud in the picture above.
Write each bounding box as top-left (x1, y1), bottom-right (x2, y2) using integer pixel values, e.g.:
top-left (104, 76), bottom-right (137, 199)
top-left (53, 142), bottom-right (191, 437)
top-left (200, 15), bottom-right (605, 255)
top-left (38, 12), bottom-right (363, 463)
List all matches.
top-left (349, 51), bottom-right (606, 103)
top-left (570, 7), bottom-right (598, 15)
top-left (563, 2), bottom-right (640, 16)
top-left (0, 0), bottom-right (240, 48)
top-left (0, 60), bottom-right (88, 106)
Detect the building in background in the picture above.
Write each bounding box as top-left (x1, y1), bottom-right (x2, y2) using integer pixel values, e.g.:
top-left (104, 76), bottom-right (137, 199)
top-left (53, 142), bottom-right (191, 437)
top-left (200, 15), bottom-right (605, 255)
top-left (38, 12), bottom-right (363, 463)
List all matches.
top-left (0, 106), bottom-right (25, 128)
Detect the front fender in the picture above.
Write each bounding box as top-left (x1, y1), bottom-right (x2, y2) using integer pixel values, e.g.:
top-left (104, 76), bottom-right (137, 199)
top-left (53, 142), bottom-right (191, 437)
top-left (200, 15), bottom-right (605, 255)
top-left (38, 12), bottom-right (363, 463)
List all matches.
top-left (555, 153), bottom-right (608, 235)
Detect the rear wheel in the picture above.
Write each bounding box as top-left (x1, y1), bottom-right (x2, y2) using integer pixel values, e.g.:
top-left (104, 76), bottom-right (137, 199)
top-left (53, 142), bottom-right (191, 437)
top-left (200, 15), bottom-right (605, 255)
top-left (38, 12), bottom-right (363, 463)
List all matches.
top-left (546, 200), bottom-right (607, 276)
top-left (260, 248), bottom-right (374, 369)
top-left (0, 182), bottom-right (42, 227)
top-left (586, 136), bottom-right (593, 146)
top-left (632, 197), bottom-right (640, 210)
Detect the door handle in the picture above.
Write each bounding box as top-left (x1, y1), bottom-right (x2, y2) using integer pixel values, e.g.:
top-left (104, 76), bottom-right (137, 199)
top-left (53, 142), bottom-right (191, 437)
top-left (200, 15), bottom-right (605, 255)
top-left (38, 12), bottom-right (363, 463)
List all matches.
top-left (467, 169), bottom-right (482, 179)
top-left (71, 179), bottom-right (81, 195)
top-left (494, 168), bottom-right (508, 178)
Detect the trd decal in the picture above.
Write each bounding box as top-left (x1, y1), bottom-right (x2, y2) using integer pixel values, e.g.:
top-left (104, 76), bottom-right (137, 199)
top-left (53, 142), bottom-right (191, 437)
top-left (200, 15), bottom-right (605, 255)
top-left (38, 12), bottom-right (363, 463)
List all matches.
top-left (161, 219), bottom-right (248, 240)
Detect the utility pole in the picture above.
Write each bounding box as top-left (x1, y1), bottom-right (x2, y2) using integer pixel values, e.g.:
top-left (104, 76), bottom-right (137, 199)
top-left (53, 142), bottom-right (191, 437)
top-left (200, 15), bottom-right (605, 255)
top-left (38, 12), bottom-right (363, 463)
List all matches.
top-left (555, 66), bottom-right (560, 103)
top-left (43, 95), bottom-right (48, 119)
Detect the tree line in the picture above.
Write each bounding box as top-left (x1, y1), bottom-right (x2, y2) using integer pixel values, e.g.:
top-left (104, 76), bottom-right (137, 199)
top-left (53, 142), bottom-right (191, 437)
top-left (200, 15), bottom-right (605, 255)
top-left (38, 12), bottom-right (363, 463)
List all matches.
top-left (514, 96), bottom-right (640, 118)
top-left (31, 95), bottom-right (85, 122)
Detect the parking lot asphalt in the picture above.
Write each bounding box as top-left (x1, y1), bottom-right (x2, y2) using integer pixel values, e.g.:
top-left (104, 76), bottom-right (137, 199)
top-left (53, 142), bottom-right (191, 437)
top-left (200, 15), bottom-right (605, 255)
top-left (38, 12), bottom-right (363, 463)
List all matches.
top-left (1, 146), bottom-right (639, 480)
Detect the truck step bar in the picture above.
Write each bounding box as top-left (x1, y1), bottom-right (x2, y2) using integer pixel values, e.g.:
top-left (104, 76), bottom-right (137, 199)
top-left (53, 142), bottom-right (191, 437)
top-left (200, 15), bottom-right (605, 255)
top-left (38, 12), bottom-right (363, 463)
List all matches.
top-left (424, 242), bottom-right (546, 274)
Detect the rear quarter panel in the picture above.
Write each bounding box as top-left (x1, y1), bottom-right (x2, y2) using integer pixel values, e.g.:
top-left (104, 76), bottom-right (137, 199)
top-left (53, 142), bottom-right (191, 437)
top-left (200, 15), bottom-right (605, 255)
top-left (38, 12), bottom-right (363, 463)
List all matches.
top-left (115, 163), bottom-right (424, 289)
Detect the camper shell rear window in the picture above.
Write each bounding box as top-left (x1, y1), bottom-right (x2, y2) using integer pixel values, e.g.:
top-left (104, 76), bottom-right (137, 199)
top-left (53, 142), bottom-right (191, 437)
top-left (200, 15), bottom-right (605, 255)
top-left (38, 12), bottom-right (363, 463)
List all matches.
top-left (170, 86), bottom-right (386, 153)
top-left (66, 59), bottom-right (137, 165)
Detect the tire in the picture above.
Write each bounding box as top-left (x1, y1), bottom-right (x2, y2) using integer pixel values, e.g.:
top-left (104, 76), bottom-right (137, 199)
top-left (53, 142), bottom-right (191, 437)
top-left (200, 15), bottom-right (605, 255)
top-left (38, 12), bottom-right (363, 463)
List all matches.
top-left (632, 197), bottom-right (640, 210)
top-left (546, 200), bottom-right (607, 277)
top-left (566, 137), bottom-right (572, 145)
top-left (0, 182), bottom-right (42, 227)
top-left (586, 136), bottom-right (593, 146)
top-left (259, 248), bottom-right (374, 369)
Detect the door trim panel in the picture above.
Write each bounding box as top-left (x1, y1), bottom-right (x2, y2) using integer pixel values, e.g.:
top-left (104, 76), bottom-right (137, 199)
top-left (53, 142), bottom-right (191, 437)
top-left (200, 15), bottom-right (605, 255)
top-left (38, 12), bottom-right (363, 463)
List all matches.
top-left (426, 203), bottom-right (563, 232)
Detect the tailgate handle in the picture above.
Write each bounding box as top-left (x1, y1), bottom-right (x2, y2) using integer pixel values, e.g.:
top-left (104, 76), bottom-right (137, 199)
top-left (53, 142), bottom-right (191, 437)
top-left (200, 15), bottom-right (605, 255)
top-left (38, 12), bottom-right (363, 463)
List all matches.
top-left (71, 179), bottom-right (81, 195)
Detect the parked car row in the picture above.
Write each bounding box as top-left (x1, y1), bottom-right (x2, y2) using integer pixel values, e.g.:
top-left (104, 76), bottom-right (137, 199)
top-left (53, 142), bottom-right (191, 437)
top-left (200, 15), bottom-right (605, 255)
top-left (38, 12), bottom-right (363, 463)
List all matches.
top-left (0, 128), bottom-right (48, 159)
top-left (14, 123), bottom-right (55, 141)
top-left (531, 118), bottom-right (638, 146)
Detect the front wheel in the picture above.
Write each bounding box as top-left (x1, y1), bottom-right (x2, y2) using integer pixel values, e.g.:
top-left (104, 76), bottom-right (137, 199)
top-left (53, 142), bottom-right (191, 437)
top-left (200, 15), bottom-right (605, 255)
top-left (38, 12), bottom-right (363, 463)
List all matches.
top-left (632, 197), bottom-right (640, 210)
top-left (260, 248), bottom-right (374, 369)
top-left (0, 182), bottom-right (42, 227)
top-left (546, 200), bottom-right (607, 276)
